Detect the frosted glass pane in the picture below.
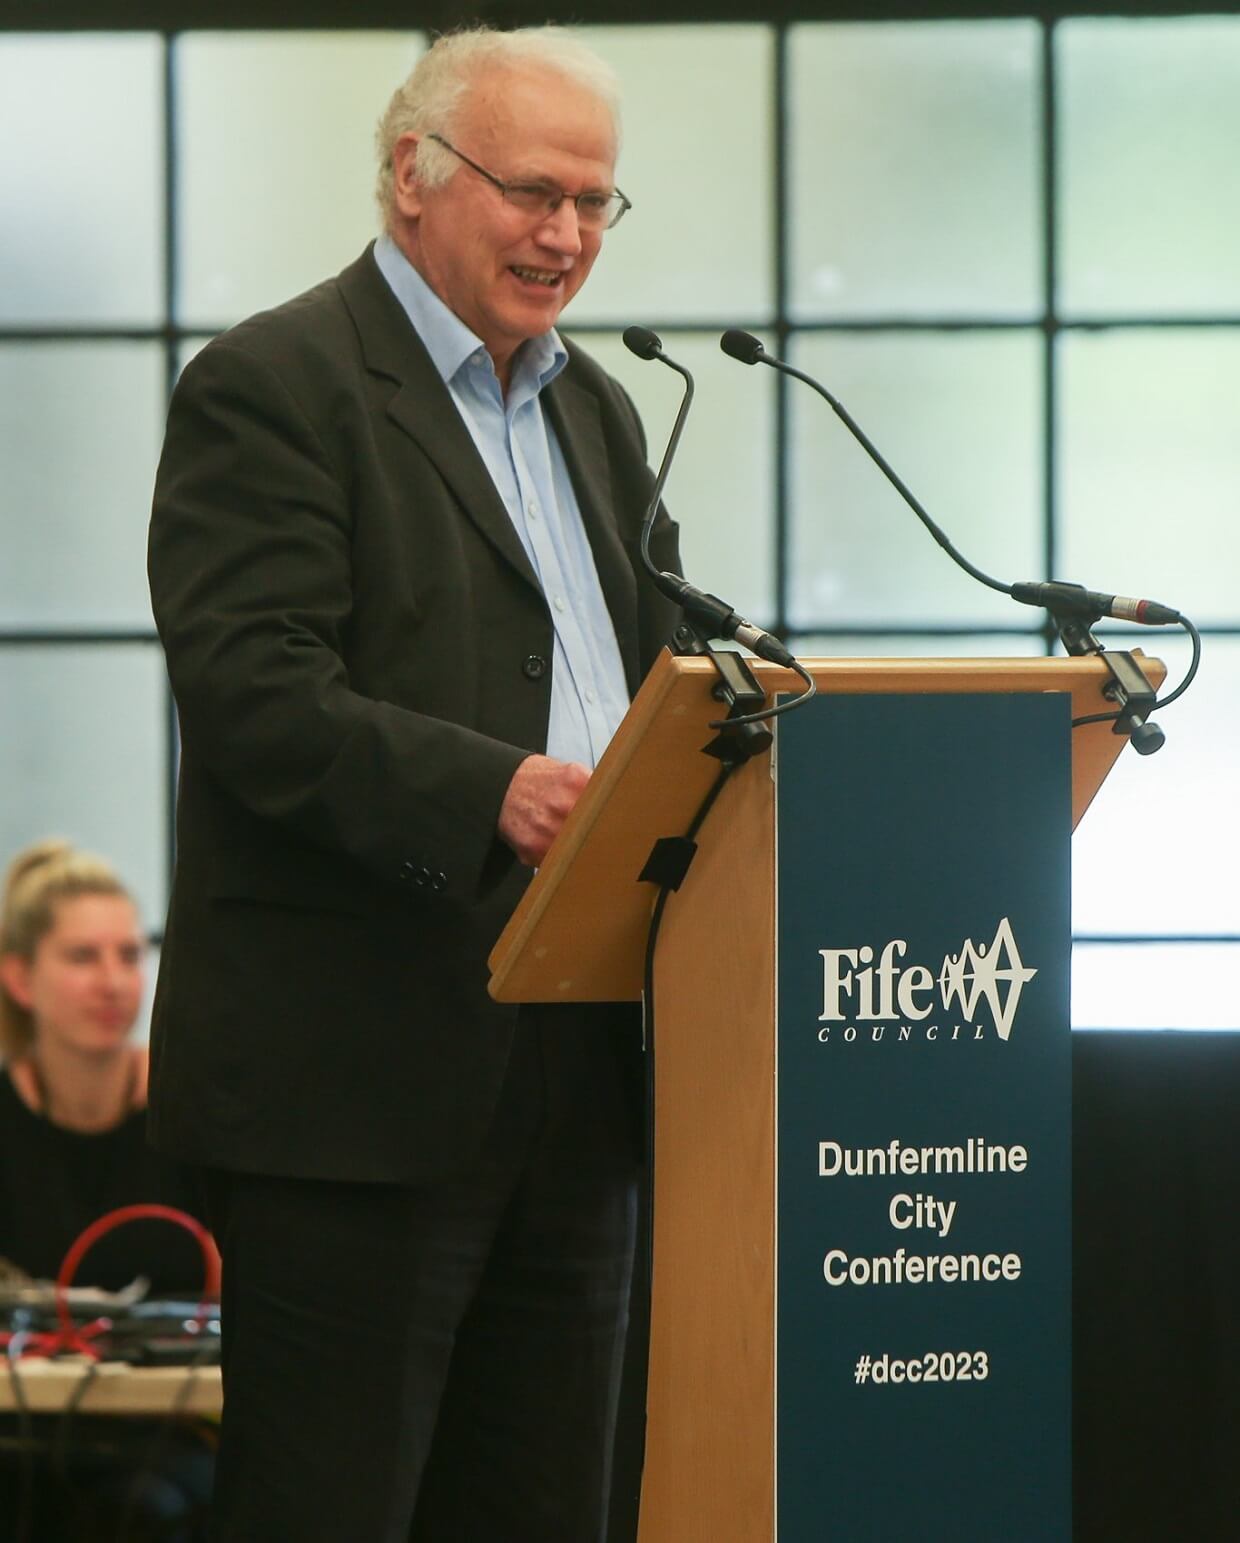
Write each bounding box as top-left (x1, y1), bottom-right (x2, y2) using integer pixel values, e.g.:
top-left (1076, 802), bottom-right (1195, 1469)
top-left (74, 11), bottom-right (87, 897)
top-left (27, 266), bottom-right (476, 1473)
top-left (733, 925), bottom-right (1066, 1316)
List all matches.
top-left (1073, 946), bottom-right (1240, 1030)
top-left (791, 633), bottom-right (1045, 659)
top-left (568, 27), bottom-right (773, 325)
top-left (0, 344), bottom-right (165, 630)
top-left (787, 332), bottom-right (1043, 628)
top-left (0, 35), bottom-right (162, 326)
top-left (176, 32), bottom-right (423, 327)
top-left (1059, 18), bottom-right (1240, 318)
top-left (1072, 636), bottom-right (1240, 936)
top-left (575, 331), bottom-right (775, 627)
top-left (0, 646), bottom-right (168, 929)
top-left (1058, 331), bottom-right (1240, 627)
top-left (788, 22), bottom-right (1041, 321)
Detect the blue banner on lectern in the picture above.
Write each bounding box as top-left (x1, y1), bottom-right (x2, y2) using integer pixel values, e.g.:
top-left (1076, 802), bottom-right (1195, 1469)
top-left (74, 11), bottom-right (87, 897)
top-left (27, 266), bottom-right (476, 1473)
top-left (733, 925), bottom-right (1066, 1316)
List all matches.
top-left (775, 692), bottom-right (1072, 1542)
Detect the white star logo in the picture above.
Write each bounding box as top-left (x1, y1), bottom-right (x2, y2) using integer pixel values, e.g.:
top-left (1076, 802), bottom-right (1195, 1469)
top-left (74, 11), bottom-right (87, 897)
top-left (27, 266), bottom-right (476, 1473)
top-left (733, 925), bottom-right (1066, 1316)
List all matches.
top-left (938, 917), bottom-right (1038, 1041)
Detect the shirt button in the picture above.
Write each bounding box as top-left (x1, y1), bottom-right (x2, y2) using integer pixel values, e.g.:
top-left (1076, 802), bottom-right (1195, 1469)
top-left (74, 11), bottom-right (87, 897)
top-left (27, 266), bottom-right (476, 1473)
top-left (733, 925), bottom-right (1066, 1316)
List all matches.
top-left (522, 654), bottom-right (548, 680)
top-left (553, 594), bottom-right (566, 612)
top-left (527, 499), bottom-right (540, 518)
top-left (584, 687), bottom-right (597, 704)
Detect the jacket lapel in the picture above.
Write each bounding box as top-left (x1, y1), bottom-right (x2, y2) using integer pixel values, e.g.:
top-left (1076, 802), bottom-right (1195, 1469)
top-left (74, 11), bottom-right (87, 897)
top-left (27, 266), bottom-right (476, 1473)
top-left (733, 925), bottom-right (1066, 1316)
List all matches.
top-left (336, 249), bottom-right (640, 684)
top-left (336, 248), bottom-right (541, 596)
top-left (544, 366), bottom-right (641, 693)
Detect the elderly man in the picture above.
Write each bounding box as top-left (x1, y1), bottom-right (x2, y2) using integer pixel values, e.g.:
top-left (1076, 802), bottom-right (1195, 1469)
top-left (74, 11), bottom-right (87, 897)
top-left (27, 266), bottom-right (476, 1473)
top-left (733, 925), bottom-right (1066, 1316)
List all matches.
top-left (147, 26), bottom-right (679, 1542)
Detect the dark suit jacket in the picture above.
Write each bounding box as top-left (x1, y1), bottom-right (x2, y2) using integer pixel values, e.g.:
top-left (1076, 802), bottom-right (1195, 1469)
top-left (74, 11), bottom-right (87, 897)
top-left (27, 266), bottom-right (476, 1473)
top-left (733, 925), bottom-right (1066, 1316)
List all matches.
top-left (146, 245), bottom-right (681, 1184)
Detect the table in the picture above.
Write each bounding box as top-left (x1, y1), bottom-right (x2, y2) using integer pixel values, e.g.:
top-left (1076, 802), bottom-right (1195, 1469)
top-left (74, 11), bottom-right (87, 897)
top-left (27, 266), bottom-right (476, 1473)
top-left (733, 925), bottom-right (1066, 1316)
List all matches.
top-left (0, 1357), bottom-right (221, 1417)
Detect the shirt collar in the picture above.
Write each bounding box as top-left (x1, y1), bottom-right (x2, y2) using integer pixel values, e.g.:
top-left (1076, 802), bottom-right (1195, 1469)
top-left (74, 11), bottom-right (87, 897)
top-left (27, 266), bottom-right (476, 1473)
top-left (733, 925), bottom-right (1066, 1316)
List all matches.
top-left (372, 235), bottom-right (568, 398)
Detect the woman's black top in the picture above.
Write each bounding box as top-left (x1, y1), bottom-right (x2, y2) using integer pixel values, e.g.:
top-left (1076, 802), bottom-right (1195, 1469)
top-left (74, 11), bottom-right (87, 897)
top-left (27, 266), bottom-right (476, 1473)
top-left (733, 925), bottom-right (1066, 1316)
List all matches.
top-left (0, 1073), bottom-right (208, 1295)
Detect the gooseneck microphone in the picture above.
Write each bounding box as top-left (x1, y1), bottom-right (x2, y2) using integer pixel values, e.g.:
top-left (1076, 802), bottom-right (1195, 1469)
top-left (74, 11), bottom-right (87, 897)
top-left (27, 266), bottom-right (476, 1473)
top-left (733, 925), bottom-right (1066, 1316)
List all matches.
top-left (718, 328), bottom-right (1185, 630)
top-left (622, 326), bottom-right (797, 668)
top-left (621, 324), bottom-right (663, 363)
top-left (720, 328), bottom-right (1010, 599)
top-left (1007, 581), bottom-right (1182, 627)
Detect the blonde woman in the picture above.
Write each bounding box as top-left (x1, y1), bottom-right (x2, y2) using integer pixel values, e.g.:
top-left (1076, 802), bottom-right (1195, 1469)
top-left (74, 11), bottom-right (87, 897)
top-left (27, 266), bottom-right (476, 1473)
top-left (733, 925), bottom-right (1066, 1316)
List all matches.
top-left (0, 841), bottom-right (215, 1540)
top-left (0, 840), bottom-right (203, 1293)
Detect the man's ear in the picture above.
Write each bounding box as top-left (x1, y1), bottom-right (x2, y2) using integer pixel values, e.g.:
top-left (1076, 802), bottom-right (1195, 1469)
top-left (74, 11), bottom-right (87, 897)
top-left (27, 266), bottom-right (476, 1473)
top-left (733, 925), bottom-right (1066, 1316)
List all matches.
top-left (0, 954), bottom-right (33, 1012)
top-left (392, 133), bottom-right (425, 219)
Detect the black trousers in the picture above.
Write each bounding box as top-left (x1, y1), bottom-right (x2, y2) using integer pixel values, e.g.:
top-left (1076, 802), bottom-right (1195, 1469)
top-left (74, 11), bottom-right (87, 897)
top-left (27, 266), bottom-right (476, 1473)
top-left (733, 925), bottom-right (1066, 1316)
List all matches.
top-left (203, 1010), bottom-right (639, 1543)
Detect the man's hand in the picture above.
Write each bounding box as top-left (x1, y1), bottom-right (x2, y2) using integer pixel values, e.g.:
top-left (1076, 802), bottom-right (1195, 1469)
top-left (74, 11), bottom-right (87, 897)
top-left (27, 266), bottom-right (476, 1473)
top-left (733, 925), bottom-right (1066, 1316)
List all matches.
top-left (498, 755), bottom-right (591, 868)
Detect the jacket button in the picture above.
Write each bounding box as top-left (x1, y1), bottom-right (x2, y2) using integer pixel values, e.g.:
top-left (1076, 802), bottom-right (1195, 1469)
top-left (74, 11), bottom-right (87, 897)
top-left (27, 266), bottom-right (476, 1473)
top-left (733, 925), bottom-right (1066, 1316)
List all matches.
top-left (431, 871), bottom-right (448, 893)
top-left (398, 861), bottom-right (414, 883)
top-left (522, 654), bottom-right (547, 680)
top-left (413, 866), bottom-right (431, 887)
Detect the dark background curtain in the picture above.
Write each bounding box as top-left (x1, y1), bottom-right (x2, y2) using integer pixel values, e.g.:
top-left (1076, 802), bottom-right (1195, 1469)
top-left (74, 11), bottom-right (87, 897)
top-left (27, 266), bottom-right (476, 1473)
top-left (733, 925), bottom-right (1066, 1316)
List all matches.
top-left (1073, 1030), bottom-right (1240, 1540)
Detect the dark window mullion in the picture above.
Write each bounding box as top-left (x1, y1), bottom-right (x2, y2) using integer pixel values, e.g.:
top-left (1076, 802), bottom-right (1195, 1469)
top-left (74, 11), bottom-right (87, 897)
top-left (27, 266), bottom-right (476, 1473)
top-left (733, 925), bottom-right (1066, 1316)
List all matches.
top-left (773, 21), bottom-right (790, 643)
top-left (162, 29), bottom-right (179, 899)
top-left (1041, 17), bottom-right (1059, 656)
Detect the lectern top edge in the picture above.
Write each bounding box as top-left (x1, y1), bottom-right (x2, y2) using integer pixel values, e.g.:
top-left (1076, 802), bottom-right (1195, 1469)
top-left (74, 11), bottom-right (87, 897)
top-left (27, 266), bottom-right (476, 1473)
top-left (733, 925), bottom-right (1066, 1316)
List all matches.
top-left (487, 649), bottom-right (1164, 1006)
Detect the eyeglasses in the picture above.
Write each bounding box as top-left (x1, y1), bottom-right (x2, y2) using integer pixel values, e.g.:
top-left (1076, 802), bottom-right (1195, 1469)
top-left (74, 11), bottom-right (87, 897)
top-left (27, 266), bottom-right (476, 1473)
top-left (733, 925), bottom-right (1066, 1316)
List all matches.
top-left (427, 134), bottom-right (632, 231)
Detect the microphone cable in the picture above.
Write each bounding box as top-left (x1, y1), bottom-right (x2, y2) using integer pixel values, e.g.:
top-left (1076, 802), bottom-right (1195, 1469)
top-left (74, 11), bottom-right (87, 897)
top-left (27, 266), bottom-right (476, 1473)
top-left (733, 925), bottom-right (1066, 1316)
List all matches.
top-left (632, 756), bottom-right (739, 1487)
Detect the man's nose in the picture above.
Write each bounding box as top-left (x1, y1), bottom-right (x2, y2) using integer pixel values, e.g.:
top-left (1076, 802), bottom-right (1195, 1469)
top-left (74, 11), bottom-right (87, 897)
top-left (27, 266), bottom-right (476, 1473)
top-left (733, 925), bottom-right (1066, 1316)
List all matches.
top-left (537, 197), bottom-right (583, 253)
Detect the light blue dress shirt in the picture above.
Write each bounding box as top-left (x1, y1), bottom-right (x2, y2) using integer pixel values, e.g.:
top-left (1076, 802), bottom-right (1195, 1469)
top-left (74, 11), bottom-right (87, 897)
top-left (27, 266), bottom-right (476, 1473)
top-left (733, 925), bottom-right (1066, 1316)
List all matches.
top-left (372, 236), bottom-right (630, 771)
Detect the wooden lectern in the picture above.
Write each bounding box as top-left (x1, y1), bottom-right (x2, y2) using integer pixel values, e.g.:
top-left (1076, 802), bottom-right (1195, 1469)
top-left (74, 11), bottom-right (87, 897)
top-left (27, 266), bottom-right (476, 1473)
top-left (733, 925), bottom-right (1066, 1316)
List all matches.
top-left (488, 651), bottom-right (1162, 1542)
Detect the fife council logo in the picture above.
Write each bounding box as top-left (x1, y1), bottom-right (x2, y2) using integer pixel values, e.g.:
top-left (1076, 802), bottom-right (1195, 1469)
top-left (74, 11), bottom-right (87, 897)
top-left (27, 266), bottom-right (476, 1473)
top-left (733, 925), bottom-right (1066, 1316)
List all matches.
top-left (816, 917), bottom-right (1038, 1044)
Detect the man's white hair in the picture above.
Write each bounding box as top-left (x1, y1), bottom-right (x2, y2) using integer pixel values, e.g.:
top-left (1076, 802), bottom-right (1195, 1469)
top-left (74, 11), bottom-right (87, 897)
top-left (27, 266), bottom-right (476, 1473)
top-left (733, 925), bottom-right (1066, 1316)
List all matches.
top-left (374, 26), bottom-right (622, 234)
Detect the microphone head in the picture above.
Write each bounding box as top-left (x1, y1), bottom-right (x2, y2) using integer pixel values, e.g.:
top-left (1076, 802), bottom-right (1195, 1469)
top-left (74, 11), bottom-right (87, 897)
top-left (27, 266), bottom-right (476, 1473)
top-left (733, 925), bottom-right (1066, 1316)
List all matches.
top-left (720, 329), bottom-right (766, 366)
top-left (622, 325), bottom-right (663, 361)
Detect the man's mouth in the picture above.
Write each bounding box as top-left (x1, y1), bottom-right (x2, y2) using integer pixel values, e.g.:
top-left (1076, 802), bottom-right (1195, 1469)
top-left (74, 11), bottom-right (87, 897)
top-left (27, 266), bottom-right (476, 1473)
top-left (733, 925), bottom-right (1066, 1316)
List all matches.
top-left (510, 265), bottom-right (564, 288)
